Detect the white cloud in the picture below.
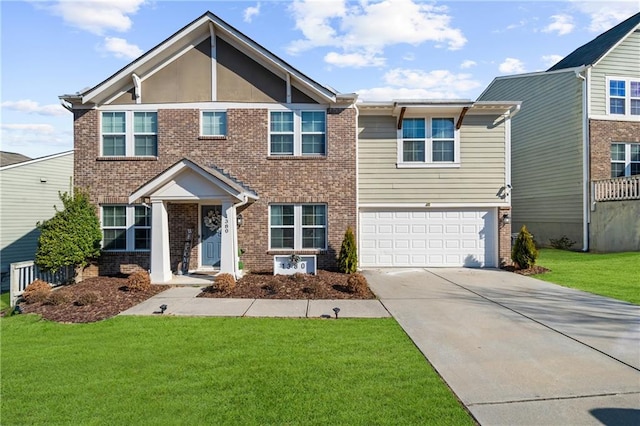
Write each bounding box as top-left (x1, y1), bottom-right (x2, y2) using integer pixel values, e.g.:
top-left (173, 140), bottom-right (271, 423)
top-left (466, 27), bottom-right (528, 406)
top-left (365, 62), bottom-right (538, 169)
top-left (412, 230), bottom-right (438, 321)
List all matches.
top-left (287, 0), bottom-right (466, 67)
top-left (324, 51), bottom-right (385, 68)
top-left (1, 100), bottom-right (67, 117)
top-left (541, 54), bottom-right (564, 67)
top-left (460, 60), bottom-right (477, 69)
top-left (499, 58), bottom-right (526, 74)
top-left (101, 37), bottom-right (143, 59)
top-left (244, 3), bottom-right (261, 23)
top-left (49, 0), bottom-right (146, 35)
top-left (358, 68), bottom-right (481, 101)
top-left (1, 124), bottom-right (56, 133)
top-left (570, 1), bottom-right (639, 33)
top-left (542, 14), bottom-right (574, 36)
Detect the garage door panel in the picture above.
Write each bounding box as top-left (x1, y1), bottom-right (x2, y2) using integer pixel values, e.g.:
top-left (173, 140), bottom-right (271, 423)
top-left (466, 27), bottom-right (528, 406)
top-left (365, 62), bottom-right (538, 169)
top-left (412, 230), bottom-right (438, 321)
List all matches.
top-left (360, 209), bottom-right (496, 268)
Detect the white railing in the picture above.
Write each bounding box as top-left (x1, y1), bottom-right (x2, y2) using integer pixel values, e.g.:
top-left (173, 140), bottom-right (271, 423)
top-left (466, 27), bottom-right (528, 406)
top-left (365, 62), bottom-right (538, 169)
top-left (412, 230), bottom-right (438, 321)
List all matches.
top-left (593, 176), bottom-right (640, 202)
top-left (10, 261), bottom-right (74, 307)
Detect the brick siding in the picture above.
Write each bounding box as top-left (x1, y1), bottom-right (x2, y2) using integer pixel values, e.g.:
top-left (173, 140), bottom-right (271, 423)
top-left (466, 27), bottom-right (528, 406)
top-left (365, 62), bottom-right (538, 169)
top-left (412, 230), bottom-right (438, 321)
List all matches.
top-left (589, 119), bottom-right (640, 181)
top-left (498, 206), bottom-right (512, 267)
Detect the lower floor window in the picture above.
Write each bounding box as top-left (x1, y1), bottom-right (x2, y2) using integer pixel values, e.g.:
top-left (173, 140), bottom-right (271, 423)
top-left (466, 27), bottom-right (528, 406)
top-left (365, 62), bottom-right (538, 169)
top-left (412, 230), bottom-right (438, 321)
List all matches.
top-left (270, 204), bottom-right (327, 250)
top-left (102, 205), bottom-right (151, 251)
top-left (611, 143), bottom-right (640, 178)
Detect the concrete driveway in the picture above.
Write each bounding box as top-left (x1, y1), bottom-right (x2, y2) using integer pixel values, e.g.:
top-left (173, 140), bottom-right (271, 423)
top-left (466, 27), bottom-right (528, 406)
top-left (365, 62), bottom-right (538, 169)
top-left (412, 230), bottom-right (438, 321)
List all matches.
top-left (363, 268), bottom-right (640, 426)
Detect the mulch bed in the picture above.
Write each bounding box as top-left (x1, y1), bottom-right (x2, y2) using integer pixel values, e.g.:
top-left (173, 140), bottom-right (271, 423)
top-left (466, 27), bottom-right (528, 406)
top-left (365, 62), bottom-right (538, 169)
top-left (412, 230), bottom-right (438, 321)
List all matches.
top-left (501, 265), bottom-right (550, 276)
top-left (198, 270), bottom-right (375, 300)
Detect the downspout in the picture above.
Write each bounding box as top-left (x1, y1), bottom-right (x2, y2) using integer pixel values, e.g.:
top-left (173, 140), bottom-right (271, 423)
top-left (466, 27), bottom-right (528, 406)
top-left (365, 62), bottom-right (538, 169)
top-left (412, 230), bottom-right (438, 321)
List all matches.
top-left (576, 67), bottom-right (590, 251)
top-left (354, 102), bottom-right (361, 270)
top-left (232, 195), bottom-right (250, 278)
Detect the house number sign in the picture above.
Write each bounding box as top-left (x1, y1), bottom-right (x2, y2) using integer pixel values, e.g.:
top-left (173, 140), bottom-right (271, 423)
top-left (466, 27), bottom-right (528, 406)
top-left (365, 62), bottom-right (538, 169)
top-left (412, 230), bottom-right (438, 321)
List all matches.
top-left (224, 217), bottom-right (229, 233)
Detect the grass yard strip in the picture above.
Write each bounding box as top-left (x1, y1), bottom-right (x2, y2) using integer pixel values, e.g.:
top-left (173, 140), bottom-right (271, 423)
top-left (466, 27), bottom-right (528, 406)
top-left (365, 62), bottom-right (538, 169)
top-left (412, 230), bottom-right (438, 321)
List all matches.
top-left (0, 292), bottom-right (9, 312)
top-left (1, 315), bottom-right (473, 426)
top-left (535, 249), bottom-right (640, 305)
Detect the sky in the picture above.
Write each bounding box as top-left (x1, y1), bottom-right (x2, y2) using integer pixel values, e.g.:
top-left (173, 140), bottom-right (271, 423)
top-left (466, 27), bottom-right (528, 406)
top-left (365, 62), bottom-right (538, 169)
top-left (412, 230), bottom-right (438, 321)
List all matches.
top-left (1, 0), bottom-right (639, 159)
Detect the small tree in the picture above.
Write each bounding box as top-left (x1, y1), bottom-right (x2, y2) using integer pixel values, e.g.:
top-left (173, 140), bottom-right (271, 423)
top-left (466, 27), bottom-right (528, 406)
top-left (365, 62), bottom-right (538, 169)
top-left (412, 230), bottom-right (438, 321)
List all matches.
top-left (511, 225), bottom-right (538, 269)
top-left (338, 226), bottom-right (358, 274)
top-left (35, 188), bottom-right (102, 282)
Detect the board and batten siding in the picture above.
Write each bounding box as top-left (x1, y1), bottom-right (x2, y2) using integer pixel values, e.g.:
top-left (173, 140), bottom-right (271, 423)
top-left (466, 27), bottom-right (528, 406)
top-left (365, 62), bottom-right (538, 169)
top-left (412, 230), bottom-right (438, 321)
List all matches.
top-left (479, 70), bottom-right (584, 245)
top-left (590, 30), bottom-right (640, 116)
top-left (0, 152), bottom-right (74, 283)
top-left (358, 114), bottom-right (506, 204)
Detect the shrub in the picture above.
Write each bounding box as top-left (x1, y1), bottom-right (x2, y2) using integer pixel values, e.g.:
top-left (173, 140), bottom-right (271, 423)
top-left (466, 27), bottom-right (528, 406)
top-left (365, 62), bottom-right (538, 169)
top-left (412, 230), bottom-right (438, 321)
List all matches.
top-left (45, 290), bottom-right (71, 306)
top-left (22, 279), bottom-right (52, 304)
top-left (75, 292), bottom-right (99, 306)
top-left (346, 273), bottom-right (368, 294)
top-left (338, 227), bottom-right (358, 274)
top-left (216, 273), bottom-right (236, 292)
top-left (512, 225), bottom-right (538, 269)
top-left (127, 271), bottom-right (151, 292)
top-left (549, 235), bottom-right (576, 250)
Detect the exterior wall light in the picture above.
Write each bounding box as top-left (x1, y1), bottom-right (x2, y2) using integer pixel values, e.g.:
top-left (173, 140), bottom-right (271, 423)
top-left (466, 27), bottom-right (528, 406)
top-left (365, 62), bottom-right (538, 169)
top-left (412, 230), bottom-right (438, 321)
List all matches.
top-left (502, 214), bottom-right (511, 225)
top-left (237, 213), bottom-right (244, 227)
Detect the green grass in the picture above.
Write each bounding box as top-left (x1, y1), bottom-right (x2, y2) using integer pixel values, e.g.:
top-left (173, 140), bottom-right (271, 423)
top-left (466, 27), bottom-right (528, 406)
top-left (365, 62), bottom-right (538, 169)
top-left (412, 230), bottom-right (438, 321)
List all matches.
top-left (1, 315), bottom-right (473, 426)
top-left (0, 292), bottom-right (9, 311)
top-left (535, 249), bottom-right (640, 304)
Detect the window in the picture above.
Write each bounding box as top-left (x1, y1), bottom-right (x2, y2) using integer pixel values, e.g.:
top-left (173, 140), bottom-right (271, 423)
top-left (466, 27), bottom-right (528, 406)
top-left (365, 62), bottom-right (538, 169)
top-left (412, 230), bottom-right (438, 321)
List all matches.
top-left (611, 143), bottom-right (640, 178)
top-left (607, 78), bottom-right (640, 116)
top-left (270, 204), bottom-right (327, 250)
top-left (399, 117), bottom-right (458, 166)
top-left (269, 110), bottom-right (326, 156)
top-left (201, 111), bottom-right (227, 136)
top-left (101, 205), bottom-right (151, 251)
top-left (101, 111), bottom-right (157, 157)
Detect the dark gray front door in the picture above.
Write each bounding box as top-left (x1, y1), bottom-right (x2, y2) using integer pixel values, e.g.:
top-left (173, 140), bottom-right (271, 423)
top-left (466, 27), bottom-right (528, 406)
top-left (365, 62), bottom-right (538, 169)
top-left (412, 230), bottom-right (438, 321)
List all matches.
top-left (201, 205), bottom-right (222, 267)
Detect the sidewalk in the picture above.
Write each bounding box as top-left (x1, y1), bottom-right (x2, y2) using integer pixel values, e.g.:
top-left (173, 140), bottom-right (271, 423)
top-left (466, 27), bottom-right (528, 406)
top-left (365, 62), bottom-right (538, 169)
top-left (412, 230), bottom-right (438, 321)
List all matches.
top-left (119, 286), bottom-right (391, 318)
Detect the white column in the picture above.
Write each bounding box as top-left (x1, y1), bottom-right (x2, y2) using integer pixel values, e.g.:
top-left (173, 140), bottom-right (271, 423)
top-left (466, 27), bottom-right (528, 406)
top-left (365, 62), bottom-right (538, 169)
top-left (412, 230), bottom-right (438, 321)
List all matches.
top-left (220, 201), bottom-right (235, 275)
top-left (150, 200), bottom-right (172, 283)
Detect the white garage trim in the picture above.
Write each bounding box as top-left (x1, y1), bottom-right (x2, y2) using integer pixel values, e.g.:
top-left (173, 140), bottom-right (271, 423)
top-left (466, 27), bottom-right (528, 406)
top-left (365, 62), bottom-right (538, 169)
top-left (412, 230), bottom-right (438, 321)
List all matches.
top-left (359, 208), bottom-right (498, 268)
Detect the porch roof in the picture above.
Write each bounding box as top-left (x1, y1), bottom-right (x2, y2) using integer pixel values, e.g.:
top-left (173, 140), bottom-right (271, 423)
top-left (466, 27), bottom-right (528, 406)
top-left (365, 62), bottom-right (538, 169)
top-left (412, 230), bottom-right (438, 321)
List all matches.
top-left (128, 158), bottom-right (258, 204)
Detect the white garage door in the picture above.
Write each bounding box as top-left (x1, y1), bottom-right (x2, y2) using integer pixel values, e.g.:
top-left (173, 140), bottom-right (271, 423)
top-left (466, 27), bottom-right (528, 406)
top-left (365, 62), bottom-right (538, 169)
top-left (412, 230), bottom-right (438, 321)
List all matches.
top-left (360, 209), bottom-right (497, 268)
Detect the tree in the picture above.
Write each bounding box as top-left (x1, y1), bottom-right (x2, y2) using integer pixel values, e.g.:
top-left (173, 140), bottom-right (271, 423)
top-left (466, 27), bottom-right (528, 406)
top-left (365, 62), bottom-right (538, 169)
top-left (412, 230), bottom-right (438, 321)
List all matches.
top-left (511, 225), bottom-right (538, 269)
top-left (35, 188), bottom-right (102, 282)
top-left (337, 226), bottom-right (358, 274)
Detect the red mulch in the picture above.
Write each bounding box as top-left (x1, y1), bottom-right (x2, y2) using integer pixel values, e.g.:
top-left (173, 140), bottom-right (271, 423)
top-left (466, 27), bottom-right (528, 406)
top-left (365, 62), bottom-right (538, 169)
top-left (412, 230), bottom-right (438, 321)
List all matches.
top-left (502, 265), bottom-right (550, 276)
top-left (198, 270), bottom-right (375, 300)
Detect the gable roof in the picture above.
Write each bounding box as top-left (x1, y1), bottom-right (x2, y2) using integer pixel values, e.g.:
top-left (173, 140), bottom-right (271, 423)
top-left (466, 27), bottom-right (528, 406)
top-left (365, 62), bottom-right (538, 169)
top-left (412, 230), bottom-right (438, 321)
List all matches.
top-left (547, 12), bottom-right (640, 71)
top-left (60, 11), bottom-right (354, 106)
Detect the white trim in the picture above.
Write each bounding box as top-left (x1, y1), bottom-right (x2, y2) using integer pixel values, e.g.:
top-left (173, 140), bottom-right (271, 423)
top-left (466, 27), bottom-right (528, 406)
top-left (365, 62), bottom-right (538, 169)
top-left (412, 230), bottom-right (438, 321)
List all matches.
top-left (592, 23), bottom-right (640, 68)
top-left (100, 110), bottom-right (158, 158)
top-left (100, 204), bottom-right (151, 252)
top-left (268, 204), bottom-right (328, 251)
top-left (98, 101), bottom-right (329, 111)
top-left (396, 116), bottom-right (460, 167)
top-left (268, 109), bottom-right (327, 156)
top-left (286, 73), bottom-right (292, 104)
top-left (359, 202), bottom-right (510, 209)
top-left (605, 76), bottom-right (640, 118)
top-left (0, 150), bottom-right (73, 171)
top-left (200, 110), bottom-right (227, 137)
top-left (504, 111), bottom-right (512, 205)
top-left (580, 71), bottom-right (590, 251)
top-left (209, 22), bottom-right (217, 102)
top-left (589, 114), bottom-right (640, 122)
top-left (132, 73), bottom-right (141, 104)
top-left (396, 163), bottom-right (460, 169)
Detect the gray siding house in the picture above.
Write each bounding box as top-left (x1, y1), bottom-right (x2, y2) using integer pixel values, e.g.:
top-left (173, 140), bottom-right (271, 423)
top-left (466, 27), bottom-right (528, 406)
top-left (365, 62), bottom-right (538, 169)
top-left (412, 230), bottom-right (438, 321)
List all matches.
top-left (479, 12), bottom-right (640, 252)
top-left (0, 151), bottom-right (74, 288)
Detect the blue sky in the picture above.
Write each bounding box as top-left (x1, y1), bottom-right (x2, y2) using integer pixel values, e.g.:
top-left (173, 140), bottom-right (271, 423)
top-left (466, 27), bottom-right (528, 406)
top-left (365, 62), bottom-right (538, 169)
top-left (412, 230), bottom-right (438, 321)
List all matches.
top-left (1, 0), bottom-right (639, 159)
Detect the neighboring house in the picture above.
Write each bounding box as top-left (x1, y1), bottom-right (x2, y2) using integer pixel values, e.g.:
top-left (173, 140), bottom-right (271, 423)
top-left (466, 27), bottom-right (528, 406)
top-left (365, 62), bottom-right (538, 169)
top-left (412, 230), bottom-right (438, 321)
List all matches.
top-left (479, 12), bottom-right (640, 252)
top-left (357, 101), bottom-right (518, 268)
top-left (0, 151), bottom-right (74, 288)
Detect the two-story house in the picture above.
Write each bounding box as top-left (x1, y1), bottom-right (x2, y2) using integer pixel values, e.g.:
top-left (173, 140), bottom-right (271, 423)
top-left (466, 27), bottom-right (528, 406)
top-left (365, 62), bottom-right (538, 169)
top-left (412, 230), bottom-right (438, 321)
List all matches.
top-left (60, 11), bottom-right (517, 282)
top-left (479, 12), bottom-right (640, 252)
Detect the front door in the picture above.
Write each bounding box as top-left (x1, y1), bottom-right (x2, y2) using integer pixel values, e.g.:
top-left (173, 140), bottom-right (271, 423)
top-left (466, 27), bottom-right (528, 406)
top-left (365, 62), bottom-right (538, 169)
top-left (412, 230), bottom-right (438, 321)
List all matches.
top-left (201, 205), bottom-right (222, 267)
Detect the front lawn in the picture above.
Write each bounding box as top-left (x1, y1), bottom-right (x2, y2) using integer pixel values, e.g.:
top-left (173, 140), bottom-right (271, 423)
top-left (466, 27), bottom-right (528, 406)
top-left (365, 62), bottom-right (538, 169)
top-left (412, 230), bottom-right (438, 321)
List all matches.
top-left (1, 315), bottom-right (473, 425)
top-left (535, 249), bottom-right (640, 304)
top-left (0, 292), bottom-right (9, 312)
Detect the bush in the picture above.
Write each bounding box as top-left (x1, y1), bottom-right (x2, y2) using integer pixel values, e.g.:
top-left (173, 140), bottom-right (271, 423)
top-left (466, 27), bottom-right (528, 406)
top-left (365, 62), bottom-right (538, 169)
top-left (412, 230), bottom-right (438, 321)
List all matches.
top-left (338, 226), bottom-right (358, 274)
top-left (127, 271), bottom-right (151, 292)
top-left (512, 225), bottom-right (538, 269)
top-left (75, 292), bottom-right (99, 306)
top-left (549, 235), bottom-right (576, 250)
top-left (45, 290), bottom-right (71, 306)
top-left (22, 279), bottom-right (52, 304)
top-left (216, 273), bottom-right (236, 292)
top-left (346, 273), bottom-right (368, 294)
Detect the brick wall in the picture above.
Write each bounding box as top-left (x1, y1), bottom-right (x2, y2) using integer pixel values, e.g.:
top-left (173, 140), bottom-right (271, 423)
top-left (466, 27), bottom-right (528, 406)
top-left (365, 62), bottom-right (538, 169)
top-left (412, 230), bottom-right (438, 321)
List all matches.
top-left (498, 206), bottom-right (512, 267)
top-left (589, 119), bottom-right (640, 181)
top-left (74, 107), bottom-right (357, 273)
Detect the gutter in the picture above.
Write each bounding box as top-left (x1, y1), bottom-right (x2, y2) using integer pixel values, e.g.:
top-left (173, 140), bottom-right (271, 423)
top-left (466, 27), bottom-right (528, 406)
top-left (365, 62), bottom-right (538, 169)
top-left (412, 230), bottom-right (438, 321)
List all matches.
top-left (232, 195), bottom-right (251, 278)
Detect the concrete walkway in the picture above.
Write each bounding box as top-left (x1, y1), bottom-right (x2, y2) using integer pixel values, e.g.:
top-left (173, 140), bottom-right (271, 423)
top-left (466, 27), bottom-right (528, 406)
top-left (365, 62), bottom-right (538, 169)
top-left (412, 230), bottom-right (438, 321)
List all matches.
top-left (364, 268), bottom-right (640, 426)
top-left (119, 286), bottom-right (390, 318)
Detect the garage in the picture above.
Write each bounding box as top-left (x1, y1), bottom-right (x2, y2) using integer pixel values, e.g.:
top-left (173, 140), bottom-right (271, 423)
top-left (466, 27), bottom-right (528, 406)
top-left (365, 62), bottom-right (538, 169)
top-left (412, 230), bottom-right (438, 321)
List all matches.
top-left (359, 209), bottom-right (497, 268)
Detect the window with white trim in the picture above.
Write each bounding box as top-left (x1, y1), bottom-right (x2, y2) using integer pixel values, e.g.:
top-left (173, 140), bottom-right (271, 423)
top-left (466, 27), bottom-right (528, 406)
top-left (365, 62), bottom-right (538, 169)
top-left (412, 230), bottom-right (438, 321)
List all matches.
top-left (398, 117), bottom-right (458, 166)
top-left (269, 110), bottom-right (326, 156)
top-left (201, 111), bottom-right (227, 136)
top-left (102, 205), bottom-right (151, 251)
top-left (611, 143), bottom-right (640, 178)
top-left (101, 111), bottom-right (157, 157)
top-left (270, 204), bottom-right (327, 250)
top-left (607, 77), bottom-right (640, 116)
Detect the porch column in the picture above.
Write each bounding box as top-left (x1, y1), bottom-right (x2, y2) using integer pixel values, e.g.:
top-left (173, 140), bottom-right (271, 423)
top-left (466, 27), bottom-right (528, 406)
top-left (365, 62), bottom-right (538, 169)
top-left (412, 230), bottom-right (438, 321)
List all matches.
top-left (150, 200), bottom-right (172, 283)
top-left (220, 201), bottom-right (235, 275)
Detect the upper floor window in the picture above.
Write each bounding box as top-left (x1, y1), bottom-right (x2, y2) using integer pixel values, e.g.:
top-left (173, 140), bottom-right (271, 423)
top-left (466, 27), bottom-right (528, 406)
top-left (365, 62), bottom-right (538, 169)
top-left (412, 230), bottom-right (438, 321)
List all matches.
top-left (269, 204), bottom-right (327, 250)
top-left (607, 78), bottom-right (640, 116)
top-left (611, 143), bottom-right (640, 178)
top-left (101, 111), bottom-right (157, 157)
top-left (102, 205), bottom-right (151, 251)
top-left (201, 111), bottom-right (227, 137)
top-left (269, 110), bottom-right (326, 156)
top-left (398, 117), bottom-right (458, 167)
